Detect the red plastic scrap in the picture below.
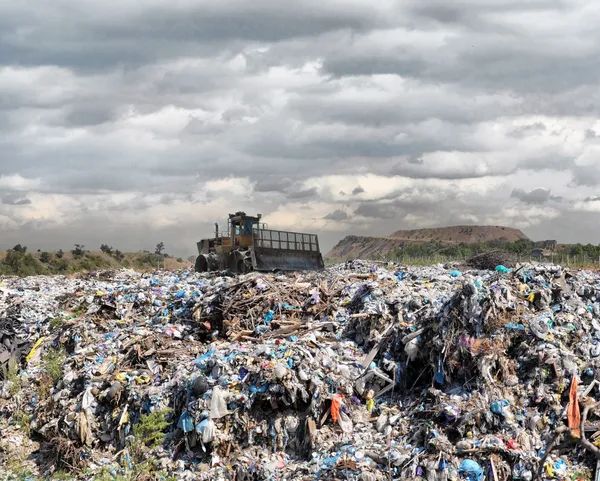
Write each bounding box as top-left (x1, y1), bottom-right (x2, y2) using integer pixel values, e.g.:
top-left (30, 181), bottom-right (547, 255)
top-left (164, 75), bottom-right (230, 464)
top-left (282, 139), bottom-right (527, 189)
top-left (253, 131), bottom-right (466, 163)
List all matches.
top-left (331, 394), bottom-right (344, 423)
top-left (568, 375), bottom-right (581, 438)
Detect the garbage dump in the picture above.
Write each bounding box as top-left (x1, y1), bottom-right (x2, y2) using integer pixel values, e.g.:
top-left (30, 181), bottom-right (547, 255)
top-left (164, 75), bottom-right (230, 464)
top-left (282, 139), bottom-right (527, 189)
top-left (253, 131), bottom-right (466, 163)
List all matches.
top-left (2, 261), bottom-right (600, 480)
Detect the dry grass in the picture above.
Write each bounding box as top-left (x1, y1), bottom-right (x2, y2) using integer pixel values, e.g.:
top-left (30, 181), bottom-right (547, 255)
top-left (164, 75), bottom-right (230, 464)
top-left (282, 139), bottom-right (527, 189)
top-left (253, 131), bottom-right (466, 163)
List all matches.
top-left (0, 249), bottom-right (192, 277)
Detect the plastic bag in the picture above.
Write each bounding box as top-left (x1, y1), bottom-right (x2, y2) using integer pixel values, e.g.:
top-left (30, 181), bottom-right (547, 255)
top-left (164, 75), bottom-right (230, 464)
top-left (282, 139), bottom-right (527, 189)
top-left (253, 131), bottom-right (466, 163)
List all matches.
top-left (458, 459), bottom-right (484, 481)
top-left (210, 386), bottom-right (230, 419)
top-left (376, 412), bottom-right (388, 432)
top-left (529, 317), bottom-right (550, 340)
top-left (274, 364), bottom-right (288, 379)
top-left (178, 410), bottom-right (194, 433)
top-left (338, 411), bottom-right (353, 433)
top-left (405, 338), bottom-right (419, 361)
top-left (331, 394), bottom-right (343, 423)
top-left (197, 418), bottom-right (216, 443)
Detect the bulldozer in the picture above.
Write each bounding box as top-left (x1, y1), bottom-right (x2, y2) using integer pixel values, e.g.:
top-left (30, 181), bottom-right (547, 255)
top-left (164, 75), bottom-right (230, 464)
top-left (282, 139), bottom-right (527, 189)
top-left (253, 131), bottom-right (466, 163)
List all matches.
top-left (194, 211), bottom-right (325, 274)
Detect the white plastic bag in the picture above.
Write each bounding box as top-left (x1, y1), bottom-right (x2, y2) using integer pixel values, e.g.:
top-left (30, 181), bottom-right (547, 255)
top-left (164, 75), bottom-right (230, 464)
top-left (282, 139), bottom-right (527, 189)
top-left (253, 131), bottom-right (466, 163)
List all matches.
top-left (338, 411), bottom-right (353, 433)
top-left (210, 386), bottom-right (230, 419)
top-left (201, 419), bottom-right (216, 443)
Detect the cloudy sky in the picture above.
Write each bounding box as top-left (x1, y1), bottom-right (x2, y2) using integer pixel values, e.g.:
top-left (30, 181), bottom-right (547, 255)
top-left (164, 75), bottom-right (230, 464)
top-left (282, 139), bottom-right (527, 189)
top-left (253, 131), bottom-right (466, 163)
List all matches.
top-left (2, 0), bottom-right (600, 256)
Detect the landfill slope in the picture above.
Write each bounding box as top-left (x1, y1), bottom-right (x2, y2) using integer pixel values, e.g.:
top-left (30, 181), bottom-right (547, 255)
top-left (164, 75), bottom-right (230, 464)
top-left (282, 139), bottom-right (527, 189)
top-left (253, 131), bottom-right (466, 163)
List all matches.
top-left (327, 225), bottom-right (529, 260)
top-left (0, 262), bottom-right (599, 481)
top-left (388, 225), bottom-right (528, 243)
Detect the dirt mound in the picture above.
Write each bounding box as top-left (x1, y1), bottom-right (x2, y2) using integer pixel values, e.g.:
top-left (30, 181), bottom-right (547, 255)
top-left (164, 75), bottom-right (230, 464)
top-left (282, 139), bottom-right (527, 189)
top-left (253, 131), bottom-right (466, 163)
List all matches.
top-left (327, 226), bottom-right (529, 261)
top-left (389, 225), bottom-right (528, 244)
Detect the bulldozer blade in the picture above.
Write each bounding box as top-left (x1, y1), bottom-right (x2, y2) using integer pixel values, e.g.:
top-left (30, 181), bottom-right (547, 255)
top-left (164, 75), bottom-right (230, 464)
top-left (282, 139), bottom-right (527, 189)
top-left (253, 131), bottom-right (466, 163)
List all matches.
top-left (252, 247), bottom-right (325, 272)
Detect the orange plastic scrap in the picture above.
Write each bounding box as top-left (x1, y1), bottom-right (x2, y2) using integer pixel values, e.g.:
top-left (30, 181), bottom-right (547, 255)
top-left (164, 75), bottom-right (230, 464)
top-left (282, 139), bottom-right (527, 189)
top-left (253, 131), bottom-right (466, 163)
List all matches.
top-left (331, 394), bottom-right (344, 423)
top-left (568, 375), bottom-right (581, 438)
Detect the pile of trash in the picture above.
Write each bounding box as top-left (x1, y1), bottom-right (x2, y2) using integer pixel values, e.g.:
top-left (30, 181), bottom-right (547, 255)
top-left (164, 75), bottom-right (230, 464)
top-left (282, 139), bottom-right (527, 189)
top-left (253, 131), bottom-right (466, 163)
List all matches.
top-left (2, 261), bottom-right (600, 480)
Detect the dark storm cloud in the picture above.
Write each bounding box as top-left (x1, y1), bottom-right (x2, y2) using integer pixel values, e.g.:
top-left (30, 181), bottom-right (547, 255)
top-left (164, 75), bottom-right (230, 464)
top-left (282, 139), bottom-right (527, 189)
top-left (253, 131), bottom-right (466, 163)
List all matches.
top-left (0, 2), bottom-right (379, 70)
top-left (62, 105), bottom-right (115, 127)
top-left (508, 122), bottom-right (547, 138)
top-left (323, 48), bottom-right (600, 97)
top-left (254, 178), bottom-right (294, 193)
top-left (1, 0), bottom-right (600, 253)
top-left (323, 209), bottom-right (348, 221)
top-left (1, 194), bottom-right (32, 205)
top-left (572, 165), bottom-right (600, 187)
top-left (354, 203), bottom-right (398, 219)
top-left (510, 188), bottom-right (552, 204)
top-left (405, 0), bottom-right (568, 25)
top-left (321, 3), bottom-right (599, 97)
top-left (287, 187), bottom-right (319, 200)
top-left (407, 154), bottom-right (424, 165)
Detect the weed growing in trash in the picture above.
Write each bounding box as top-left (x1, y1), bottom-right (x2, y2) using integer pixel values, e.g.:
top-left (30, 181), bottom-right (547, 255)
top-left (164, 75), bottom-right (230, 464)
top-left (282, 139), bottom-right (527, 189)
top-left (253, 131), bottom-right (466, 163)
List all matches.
top-left (90, 467), bottom-right (176, 481)
top-left (36, 372), bottom-right (54, 399)
top-left (98, 408), bottom-right (174, 481)
top-left (4, 467), bottom-right (35, 481)
top-left (91, 470), bottom-right (135, 481)
top-left (2, 444), bottom-right (35, 480)
top-left (49, 472), bottom-right (77, 481)
top-left (48, 317), bottom-right (64, 331)
top-left (70, 303), bottom-right (88, 317)
top-left (5, 357), bottom-right (23, 395)
top-left (131, 408), bottom-right (172, 450)
top-left (12, 409), bottom-right (31, 436)
top-left (44, 345), bottom-right (66, 385)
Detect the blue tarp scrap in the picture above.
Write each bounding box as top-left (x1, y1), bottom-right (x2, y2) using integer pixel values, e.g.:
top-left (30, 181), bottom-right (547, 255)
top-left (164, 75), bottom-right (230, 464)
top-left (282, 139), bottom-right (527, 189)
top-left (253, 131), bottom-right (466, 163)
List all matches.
top-left (177, 411), bottom-right (194, 433)
top-left (434, 356), bottom-right (445, 385)
top-left (458, 459), bottom-right (484, 481)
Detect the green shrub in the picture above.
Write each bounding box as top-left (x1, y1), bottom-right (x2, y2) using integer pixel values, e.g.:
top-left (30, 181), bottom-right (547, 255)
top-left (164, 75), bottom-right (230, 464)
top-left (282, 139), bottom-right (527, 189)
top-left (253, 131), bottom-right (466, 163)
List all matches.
top-left (132, 409), bottom-right (172, 449)
top-left (5, 357), bottom-right (22, 395)
top-left (12, 410), bottom-right (31, 436)
top-left (45, 346), bottom-right (66, 385)
top-left (49, 318), bottom-right (64, 331)
top-left (1, 250), bottom-right (46, 276)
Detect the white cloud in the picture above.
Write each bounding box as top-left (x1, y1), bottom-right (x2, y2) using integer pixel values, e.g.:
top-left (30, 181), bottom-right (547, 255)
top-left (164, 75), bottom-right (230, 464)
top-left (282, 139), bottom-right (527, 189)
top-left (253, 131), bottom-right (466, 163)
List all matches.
top-left (2, 0), bottom-right (600, 253)
top-left (0, 175), bottom-right (41, 191)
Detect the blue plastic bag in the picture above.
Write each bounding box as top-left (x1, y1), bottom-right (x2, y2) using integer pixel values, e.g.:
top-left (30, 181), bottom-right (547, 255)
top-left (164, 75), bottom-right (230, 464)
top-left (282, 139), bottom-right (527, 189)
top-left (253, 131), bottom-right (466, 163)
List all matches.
top-left (458, 459), bottom-right (484, 481)
top-left (491, 400), bottom-right (510, 416)
top-left (177, 411), bottom-right (194, 433)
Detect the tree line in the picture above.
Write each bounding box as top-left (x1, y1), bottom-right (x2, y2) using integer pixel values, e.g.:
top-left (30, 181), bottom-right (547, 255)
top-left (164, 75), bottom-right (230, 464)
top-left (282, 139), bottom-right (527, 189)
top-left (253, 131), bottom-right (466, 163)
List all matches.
top-left (392, 239), bottom-right (600, 261)
top-left (0, 242), bottom-right (184, 276)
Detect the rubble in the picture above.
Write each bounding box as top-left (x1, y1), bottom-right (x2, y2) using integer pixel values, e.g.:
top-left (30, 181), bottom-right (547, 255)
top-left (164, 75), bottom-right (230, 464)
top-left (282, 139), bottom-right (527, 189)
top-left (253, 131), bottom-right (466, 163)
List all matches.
top-left (466, 250), bottom-right (515, 271)
top-left (1, 261), bottom-right (600, 480)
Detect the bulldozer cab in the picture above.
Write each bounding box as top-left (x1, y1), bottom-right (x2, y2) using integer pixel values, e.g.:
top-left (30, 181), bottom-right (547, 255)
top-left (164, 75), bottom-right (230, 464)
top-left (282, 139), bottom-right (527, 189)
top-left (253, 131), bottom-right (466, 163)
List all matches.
top-left (229, 212), bottom-right (262, 249)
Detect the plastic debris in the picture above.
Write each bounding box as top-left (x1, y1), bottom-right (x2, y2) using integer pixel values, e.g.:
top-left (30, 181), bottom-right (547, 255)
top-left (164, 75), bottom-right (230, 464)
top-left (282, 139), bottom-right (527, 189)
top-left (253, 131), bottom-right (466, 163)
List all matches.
top-left (0, 260), bottom-right (599, 480)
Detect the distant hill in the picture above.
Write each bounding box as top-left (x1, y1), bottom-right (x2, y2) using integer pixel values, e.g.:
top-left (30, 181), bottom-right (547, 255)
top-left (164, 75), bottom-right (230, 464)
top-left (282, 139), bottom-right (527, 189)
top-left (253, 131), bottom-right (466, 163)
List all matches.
top-left (388, 225), bottom-right (528, 244)
top-left (326, 225), bottom-right (529, 260)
